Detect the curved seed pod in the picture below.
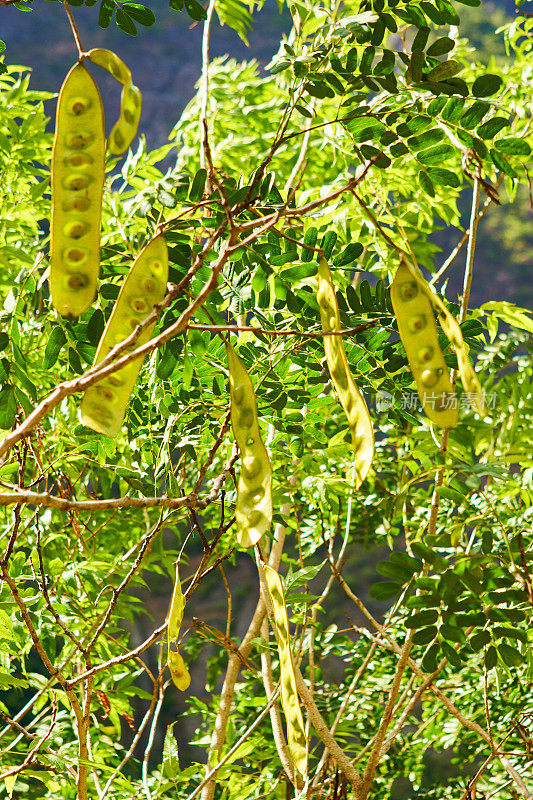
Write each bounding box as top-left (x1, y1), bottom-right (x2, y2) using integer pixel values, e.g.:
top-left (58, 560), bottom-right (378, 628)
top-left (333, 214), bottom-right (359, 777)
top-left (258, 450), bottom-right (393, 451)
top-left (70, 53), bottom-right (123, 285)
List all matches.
top-left (430, 295), bottom-right (486, 416)
top-left (317, 257), bottom-right (374, 488)
top-left (167, 563), bottom-right (191, 691)
top-left (50, 63), bottom-right (105, 317)
top-left (391, 260), bottom-right (458, 428)
top-left (226, 342), bottom-right (272, 549)
top-left (262, 564), bottom-right (307, 777)
top-left (86, 48), bottom-right (142, 155)
top-left (78, 235), bottom-right (168, 437)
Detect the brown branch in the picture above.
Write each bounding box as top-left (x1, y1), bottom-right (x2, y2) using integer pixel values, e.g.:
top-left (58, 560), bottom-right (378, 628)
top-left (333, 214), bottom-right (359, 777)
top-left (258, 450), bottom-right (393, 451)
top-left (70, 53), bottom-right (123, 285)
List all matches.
top-left (189, 321), bottom-right (380, 339)
top-left (62, 0), bottom-right (84, 56)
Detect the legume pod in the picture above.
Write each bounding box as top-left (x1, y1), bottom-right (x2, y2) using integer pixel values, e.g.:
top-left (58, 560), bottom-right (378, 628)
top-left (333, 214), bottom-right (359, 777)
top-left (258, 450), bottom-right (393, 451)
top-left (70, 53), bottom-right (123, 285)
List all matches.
top-left (391, 258), bottom-right (486, 425)
top-left (50, 63), bottom-right (105, 318)
top-left (316, 257), bottom-right (374, 488)
top-left (391, 260), bottom-right (458, 428)
top-left (226, 342), bottom-right (272, 549)
top-left (430, 295), bottom-right (486, 417)
top-left (167, 563), bottom-right (191, 691)
top-left (86, 48), bottom-right (142, 155)
top-left (78, 235), bottom-right (168, 437)
top-left (263, 564), bottom-right (307, 776)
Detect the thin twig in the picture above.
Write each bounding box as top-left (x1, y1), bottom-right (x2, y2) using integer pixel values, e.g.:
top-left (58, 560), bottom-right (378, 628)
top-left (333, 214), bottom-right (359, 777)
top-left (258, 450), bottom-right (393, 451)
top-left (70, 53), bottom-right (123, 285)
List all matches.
top-left (62, 0), bottom-right (84, 56)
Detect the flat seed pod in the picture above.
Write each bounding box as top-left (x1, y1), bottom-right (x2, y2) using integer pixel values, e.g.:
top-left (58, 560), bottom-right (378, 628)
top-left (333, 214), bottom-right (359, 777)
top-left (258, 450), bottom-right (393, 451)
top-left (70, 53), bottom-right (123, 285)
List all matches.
top-left (167, 564), bottom-right (190, 691)
top-left (391, 260), bottom-right (458, 428)
top-left (168, 650), bottom-right (191, 691)
top-left (86, 48), bottom-right (142, 155)
top-left (317, 257), bottom-right (374, 487)
top-left (226, 343), bottom-right (272, 549)
top-left (50, 63), bottom-right (105, 318)
top-left (78, 235), bottom-right (168, 437)
top-left (263, 564), bottom-right (307, 777)
top-left (430, 295), bottom-right (486, 416)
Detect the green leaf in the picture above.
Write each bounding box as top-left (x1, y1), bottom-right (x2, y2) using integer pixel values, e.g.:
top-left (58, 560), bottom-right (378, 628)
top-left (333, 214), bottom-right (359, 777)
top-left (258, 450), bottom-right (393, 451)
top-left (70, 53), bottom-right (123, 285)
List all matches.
top-left (162, 724), bottom-right (180, 777)
top-left (369, 581), bottom-right (401, 601)
top-left (493, 627), bottom-right (527, 643)
top-left (408, 128), bottom-right (445, 151)
top-left (421, 642), bottom-right (440, 672)
top-left (427, 37), bottom-right (455, 57)
top-left (321, 231), bottom-right (337, 260)
top-left (270, 60), bottom-right (291, 75)
top-left (498, 643), bottom-right (523, 667)
top-left (427, 167), bottom-right (460, 187)
top-left (412, 626), bottom-right (438, 645)
top-left (410, 49), bottom-right (425, 83)
top-left (189, 168), bottom-right (207, 202)
top-left (472, 74), bottom-right (503, 98)
top-left (410, 541), bottom-right (437, 563)
top-left (470, 630), bottom-right (490, 651)
top-left (333, 243), bottom-right (363, 266)
top-left (459, 101), bottom-right (490, 130)
top-left (184, 0), bottom-right (207, 21)
top-left (426, 60), bottom-right (462, 82)
top-left (0, 385), bottom-right (16, 429)
top-left (495, 137), bottom-right (531, 156)
top-left (359, 280), bottom-right (373, 311)
top-left (0, 359), bottom-right (9, 383)
top-left (43, 327), bottom-right (67, 370)
top-left (405, 610), bottom-right (439, 628)
top-left (301, 227), bottom-right (318, 262)
top-left (97, 0), bottom-right (115, 27)
top-left (304, 81), bottom-right (335, 99)
top-left (0, 333), bottom-right (8, 352)
top-left (485, 645), bottom-right (497, 669)
top-left (122, 3), bottom-right (156, 25)
top-left (412, 27), bottom-right (430, 51)
top-left (116, 7), bottom-right (138, 35)
top-left (417, 144), bottom-right (455, 165)
top-left (481, 301), bottom-right (533, 333)
top-left (360, 46), bottom-right (376, 75)
top-left (87, 310), bottom-right (105, 347)
top-left (489, 149), bottom-right (518, 178)
top-left (476, 116), bottom-right (510, 139)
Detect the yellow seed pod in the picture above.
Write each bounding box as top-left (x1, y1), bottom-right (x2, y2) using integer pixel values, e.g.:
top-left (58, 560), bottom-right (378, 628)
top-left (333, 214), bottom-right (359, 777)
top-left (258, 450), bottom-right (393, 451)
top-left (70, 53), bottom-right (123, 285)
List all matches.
top-left (226, 342), bottom-right (272, 549)
top-left (86, 48), bottom-right (142, 155)
top-left (431, 296), bottom-right (487, 417)
top-left (166, 563), bottom-right (191, 691)
top-left (262, 564), bottom-right (307, 777)
top-left (168, 650), bottom-right (191, 691)
top-left (78, 235), bottom-right (168, 437)
top-left (50, 63), bottom-right (105, 317)
top-left (317, 257), bottom-right (374, 488)
top-left (391, 260), bottom-right (458, 428)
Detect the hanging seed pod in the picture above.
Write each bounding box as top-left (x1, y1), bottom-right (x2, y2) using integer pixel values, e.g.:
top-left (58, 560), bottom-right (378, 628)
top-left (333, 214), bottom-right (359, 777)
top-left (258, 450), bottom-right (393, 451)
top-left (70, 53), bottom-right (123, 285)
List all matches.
top-left (167, 563), bottom-right (190, 691)
top-left (392, 258), bottom-right (486, 425)
top-left (50, 63), bottom-right (105, 317)
top-left (87, 48), bottom-right (142, 155)
top-left (226, 342), bottom-right (272, 549)
top-left (262, 564), bottom-right (307, 776)
top-left (78, 235), bottom-right (168, 437)
top-left (317, 257), bottom-right (374, 488)
top-left (431, 295), bottom-right (486, 417)
top-left (391, 259), bottom-right (458, 428)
